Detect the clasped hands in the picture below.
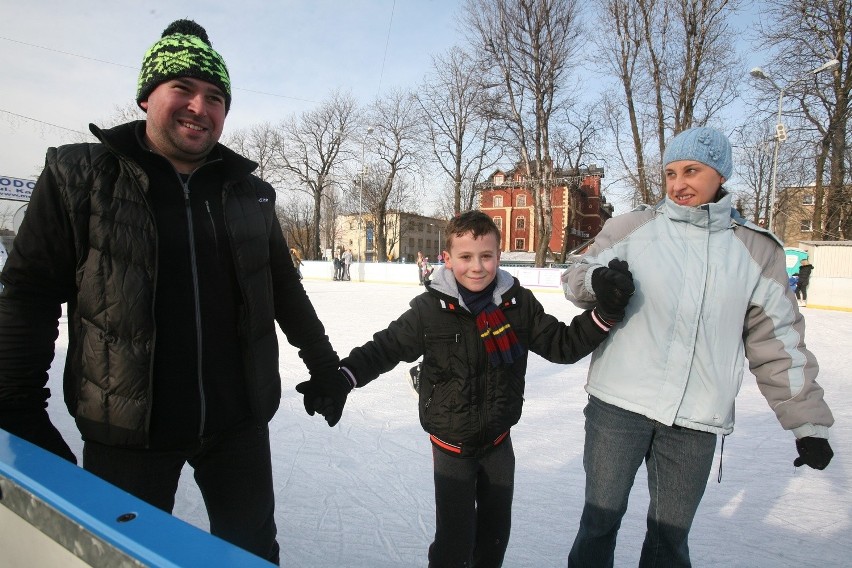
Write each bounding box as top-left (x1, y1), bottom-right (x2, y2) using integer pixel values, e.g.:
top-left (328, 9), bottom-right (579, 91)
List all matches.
top-left (591, 258), bottom-right (635, 324)
top-left (296, 370), bottom-right (352, 427)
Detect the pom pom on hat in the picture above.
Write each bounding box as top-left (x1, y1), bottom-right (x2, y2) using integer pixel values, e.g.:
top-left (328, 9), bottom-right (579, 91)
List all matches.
top-left (136, 19), bottom-right (231, 111)
top-left (663, 127), bottom-right (733, 180)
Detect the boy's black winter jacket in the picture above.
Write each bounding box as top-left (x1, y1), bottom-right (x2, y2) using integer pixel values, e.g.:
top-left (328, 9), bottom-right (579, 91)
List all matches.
top-left (341, 268), bottom-right (608, 456)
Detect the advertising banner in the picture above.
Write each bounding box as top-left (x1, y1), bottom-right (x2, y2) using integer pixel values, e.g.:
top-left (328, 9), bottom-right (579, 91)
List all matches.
top-left (0, 176), bottom-right (35, 202)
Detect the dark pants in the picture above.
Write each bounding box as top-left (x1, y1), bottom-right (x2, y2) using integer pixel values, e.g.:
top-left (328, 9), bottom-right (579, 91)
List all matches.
top-left (83, 424), bottom-right (280, 564)
top-left (796, 282), bottom-right (809, 302)
top-left (429, 436), bottom-right (515, 568)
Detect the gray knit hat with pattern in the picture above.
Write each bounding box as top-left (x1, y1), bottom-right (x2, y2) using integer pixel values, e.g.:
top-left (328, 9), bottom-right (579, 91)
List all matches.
top-left (663, 127), bottom-right (733, 180)
top-left (136, 19), bottom-right (231, 111)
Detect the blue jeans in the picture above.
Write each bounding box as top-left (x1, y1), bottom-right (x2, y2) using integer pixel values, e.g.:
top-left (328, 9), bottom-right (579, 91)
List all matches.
top-left (83, 424), bottom-right (279, 564)
top-left (568, 397), bottom-right (717, 568)
top-left (429, 436), bottom-right (515, 568)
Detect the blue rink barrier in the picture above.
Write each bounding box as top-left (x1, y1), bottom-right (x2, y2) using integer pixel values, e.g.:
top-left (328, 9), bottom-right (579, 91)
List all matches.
top-left (0, 429), bottom-right (273, 567)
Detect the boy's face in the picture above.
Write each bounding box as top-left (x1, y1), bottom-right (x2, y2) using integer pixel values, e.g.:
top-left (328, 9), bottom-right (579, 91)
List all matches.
top-left (444, 231), bottom-right (501, 292)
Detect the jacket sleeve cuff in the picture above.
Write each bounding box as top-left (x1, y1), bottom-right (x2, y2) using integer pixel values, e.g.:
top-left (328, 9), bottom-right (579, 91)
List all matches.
top-left (792, 423), bottom-right (830, 440)
top-left (589, 308), bottom-right (615, 332)
top-left (582, 263), bottom-right (605, 298)
top-left (339, 366), bottom-right (357, 388)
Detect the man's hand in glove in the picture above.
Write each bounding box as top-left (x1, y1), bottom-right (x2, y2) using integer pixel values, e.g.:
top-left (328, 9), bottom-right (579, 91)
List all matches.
top-left (793, 436), bottom-right (833, 470)
top-left (591, 258), bottom-right (635, 323)
top-left (295, 370), bottom-right (354, 427)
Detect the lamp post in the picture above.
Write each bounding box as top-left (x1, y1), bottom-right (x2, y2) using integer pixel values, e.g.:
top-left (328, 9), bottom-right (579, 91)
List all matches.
top-left (358, 126), bottom-right (374, 262)
top-left (429, 223), bottom-right (442, 261)
top-left (750, 58), bottom-right (840, 234)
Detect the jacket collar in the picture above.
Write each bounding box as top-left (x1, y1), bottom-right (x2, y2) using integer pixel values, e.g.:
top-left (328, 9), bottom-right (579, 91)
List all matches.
top-left (662, 192), bottom-right (735, 233)
top-left (89, 120), bottom-right (259, 182)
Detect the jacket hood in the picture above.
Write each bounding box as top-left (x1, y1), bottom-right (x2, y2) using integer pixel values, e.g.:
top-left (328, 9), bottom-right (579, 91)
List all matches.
top-left (428, 265), bottom-right (516, 312)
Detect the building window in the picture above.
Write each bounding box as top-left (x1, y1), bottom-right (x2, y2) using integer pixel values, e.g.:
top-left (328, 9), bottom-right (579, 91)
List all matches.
top-left (802, 194), bottom-right (815, 205)
top-left (800, 219), bottom-right (813, 232)
top-left (516, 216), bottom-right (525, 229)
top-left (494, 174), bottom-right (504, 185)
top-left (493, 195), bottom-right (504, 207)
top-left (514, 238), bottom-right (525, 250)
top-left (516, 195), bottom-right (526, 207)
top-left (493, 216), bottom-right (502, 230)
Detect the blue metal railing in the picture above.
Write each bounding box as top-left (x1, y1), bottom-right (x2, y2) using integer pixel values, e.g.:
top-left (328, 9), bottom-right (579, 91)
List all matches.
top-left (0, 429), bottom-right (273, 567)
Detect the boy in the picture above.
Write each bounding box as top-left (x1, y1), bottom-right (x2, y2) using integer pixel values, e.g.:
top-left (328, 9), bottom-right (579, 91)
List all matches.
top-left (297, 210), bottom-right (634, 567)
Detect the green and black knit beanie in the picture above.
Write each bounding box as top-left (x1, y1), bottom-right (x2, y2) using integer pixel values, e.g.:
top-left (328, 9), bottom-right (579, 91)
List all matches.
top-left (136, 19), bottom-right (231, 111)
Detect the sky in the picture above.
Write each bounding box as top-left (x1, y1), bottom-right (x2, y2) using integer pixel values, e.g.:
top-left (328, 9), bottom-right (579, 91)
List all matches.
top-left (0, 1), bottom-right (772, 222)
top-left (45, 276), bottom-right (852, 567)
top-left (0, 0), bottom-right (463, 179)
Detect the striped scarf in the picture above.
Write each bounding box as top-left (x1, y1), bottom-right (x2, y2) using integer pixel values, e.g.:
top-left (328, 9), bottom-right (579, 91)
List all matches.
top-left (476, 302), bottom-right (525, 366)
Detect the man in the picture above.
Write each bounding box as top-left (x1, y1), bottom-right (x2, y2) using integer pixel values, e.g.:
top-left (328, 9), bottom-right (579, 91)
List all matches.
top-left (0, 19), bottom-right (342, 564)
top-left (794, 258), bottom-right (814, 307)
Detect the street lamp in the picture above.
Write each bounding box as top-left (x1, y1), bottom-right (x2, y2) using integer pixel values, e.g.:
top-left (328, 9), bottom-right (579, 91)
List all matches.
top-left (429, 222), bottom-right (442, 261)
top-left (358, 126), bottom-right (374, 263)
top-left (750, 58), bottom-right (840, 233)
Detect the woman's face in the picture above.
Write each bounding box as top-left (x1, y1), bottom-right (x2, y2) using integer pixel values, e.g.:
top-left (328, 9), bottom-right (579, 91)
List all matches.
top-left (665, 160), bottom-right (725, 207)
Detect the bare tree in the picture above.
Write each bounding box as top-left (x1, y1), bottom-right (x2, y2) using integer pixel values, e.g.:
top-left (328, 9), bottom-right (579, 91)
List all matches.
top-left (755, 0), bottom-right (851, 240)
top-left (417, 46), bottom-right (503, 215)
top-left (274, 91), bottom-right (359, 259)
top-left (223, 122), bottom-right (279, 183)
top-left (275, 196), bottom-right (315, 258)
top-left (364, 90), bottom-right (422, 262)
top-left (464, 0), bottom-right (585, 266)
top-left (595, 0), bottom-right (741, 204)
top-left (595, 0), bottom-right (654, 203)
top-left (552, 101), bottom-right (605, 259)
top-left (733, 125), bottom-right (776, 224)
top-left (99, 103), bottom-right (147, 128)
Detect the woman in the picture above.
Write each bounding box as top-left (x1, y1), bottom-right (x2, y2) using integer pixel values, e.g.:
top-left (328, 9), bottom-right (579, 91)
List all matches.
top-left (561, 127), bottom-right (834, 567)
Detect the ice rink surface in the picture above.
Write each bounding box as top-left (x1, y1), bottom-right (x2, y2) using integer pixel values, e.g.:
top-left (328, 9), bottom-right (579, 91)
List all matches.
top-left (47, 278), bottom-right (851, 567)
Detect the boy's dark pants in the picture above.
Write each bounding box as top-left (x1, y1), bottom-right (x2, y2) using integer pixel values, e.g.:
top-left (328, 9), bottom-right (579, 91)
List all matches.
top-left (429, 436), bottom-right (515, 568)
top-left (83, 424), bottom-right (280, 564)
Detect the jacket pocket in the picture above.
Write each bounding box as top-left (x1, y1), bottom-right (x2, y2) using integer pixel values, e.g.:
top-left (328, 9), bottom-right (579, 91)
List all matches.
top-left (422, 327), bottom-right (466, 384)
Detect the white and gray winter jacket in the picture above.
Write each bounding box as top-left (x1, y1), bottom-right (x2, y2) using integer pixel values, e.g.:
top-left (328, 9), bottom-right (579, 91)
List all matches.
top-left (561, 193), bottom-right (833, 439)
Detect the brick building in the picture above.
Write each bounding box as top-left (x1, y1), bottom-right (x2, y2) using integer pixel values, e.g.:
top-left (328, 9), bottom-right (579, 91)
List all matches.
top-left (477, 165), bottom-right (613, 256)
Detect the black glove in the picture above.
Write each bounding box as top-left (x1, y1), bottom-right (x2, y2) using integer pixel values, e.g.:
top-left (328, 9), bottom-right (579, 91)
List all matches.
top-left (793, 436), bottom-right (833, 470)
top-left (591, 258), bottom-right (635, 323)
top-left (295, 370), bottom-right (353, 427)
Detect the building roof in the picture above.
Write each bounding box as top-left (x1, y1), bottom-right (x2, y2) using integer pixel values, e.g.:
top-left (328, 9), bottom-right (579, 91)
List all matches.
top-left (799, 240), bottom-right (852, 246)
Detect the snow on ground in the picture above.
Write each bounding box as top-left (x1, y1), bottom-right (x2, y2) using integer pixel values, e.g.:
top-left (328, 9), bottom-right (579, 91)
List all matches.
top-left (48, 279), bottom-right (851, 567)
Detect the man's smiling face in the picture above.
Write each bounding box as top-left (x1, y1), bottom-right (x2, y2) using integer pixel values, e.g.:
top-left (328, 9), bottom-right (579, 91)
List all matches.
top-left (140, 77), bottom-right (226, 173)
